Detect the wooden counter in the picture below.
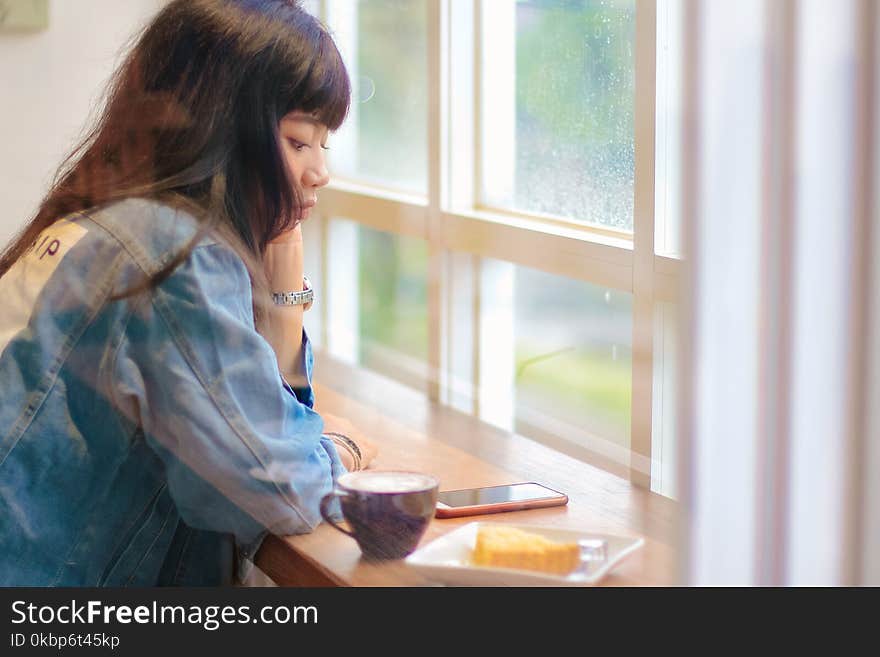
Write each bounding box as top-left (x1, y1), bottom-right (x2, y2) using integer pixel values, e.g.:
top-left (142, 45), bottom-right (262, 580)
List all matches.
top-left (255, 356), bottom-right (680, 587)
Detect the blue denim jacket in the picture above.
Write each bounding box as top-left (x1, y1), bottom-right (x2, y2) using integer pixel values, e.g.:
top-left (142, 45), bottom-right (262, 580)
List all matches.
top-left (0, 198), bottom-right (346, 586)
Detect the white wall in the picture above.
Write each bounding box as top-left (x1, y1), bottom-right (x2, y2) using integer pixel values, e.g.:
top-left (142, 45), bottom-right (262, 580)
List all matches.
top-left (0, 0), bottom-right (165, 248)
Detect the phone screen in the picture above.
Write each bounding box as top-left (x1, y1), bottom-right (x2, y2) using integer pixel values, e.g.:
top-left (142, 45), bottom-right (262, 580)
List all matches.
top-left (437, 483), bottom-right (563, 508)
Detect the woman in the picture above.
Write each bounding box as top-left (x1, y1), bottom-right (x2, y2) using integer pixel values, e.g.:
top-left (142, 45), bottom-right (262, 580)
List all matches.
top-left (0, 0), bottom-right (376, 586)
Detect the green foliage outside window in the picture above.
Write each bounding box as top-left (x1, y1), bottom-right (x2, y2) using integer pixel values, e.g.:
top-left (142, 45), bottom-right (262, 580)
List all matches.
top-left (515, 0), bottom-right (635, 229)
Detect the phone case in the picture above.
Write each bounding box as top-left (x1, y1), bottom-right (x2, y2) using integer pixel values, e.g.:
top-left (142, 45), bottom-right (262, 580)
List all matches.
top-left (433, 484), bottom-right (568, 518)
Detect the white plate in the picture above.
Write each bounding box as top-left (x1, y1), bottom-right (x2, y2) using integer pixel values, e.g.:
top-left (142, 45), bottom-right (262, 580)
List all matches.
top-left (405, 522), bottom-right (645, 587)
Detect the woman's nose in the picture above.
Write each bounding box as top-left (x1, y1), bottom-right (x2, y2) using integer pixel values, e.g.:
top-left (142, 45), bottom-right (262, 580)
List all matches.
top-left (304, 152), bottom-right (330, 189)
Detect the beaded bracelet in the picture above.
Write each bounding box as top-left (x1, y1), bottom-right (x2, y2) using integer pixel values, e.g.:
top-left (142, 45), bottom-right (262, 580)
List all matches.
top-left (325, 431), bottom-right (362, 471)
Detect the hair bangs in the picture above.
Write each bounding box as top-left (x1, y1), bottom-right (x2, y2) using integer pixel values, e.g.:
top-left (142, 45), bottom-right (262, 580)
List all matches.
top-left (284, 27), bottom-right (350, 131)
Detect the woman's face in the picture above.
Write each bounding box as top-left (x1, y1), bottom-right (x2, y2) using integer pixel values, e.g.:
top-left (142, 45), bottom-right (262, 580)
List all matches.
top-left (279, 111), bottom-right (331, 221)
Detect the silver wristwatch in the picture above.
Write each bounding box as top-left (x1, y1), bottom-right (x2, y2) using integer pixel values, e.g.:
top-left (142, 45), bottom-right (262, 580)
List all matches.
top-left (271, 275), bottom-right (314, 309)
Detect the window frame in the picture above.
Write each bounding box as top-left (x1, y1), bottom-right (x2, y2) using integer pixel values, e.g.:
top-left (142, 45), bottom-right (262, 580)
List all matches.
top-left (311, 0), bottom-right (678, 490)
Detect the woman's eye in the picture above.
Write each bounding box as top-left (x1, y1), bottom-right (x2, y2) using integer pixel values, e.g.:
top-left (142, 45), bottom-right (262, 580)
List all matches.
top-left (288, 139), bottom-right (308, 152)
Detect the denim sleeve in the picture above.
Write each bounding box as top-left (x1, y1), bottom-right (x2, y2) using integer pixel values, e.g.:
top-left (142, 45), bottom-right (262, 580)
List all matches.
top-left (112, 243), bottom-right (345, 552)
top-left (281, 330), bottom-right (316, 409)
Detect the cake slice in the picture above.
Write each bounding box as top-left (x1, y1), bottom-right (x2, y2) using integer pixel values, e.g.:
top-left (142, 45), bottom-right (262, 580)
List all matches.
top-left (471, 525), bottom-right (581, 575)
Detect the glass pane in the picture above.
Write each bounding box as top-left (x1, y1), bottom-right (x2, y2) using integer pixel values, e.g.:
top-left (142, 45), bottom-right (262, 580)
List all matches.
top-left (651, 301), bottom-right (678, 499)
top-left (655, 0), bottom-right (684, 257)
top-left (481, 0), bottom-right (636, 231)
top-left (301, 214), bottom-right (325, 350)
top-left (510, 264), bottom-right (633, 465)
top-left (354, 226), bottom-right (428, 389)
top-left (326, 0), bottom-right (428, 194)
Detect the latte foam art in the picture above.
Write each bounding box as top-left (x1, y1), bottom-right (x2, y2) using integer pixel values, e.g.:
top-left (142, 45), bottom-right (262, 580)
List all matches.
top-left (340, 471), bottom-right (436, 493)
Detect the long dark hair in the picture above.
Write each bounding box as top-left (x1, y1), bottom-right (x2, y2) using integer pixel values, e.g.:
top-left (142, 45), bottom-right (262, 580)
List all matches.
top-left (0, 0), bottom-right (349, 318)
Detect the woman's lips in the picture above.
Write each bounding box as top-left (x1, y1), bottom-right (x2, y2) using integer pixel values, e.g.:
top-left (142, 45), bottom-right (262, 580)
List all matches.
top-left (299, 199), bottom-right (317, 219)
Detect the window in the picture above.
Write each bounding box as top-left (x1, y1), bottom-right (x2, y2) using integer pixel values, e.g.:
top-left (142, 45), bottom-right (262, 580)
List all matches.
top-left (651, 301), bottom-right (678, 498)
top-left (481, 0), bottom-right (636, 231)
top-left (302, 216), bottom-right (430, 392)
top-left (655, 0), bottom-right (683, 257)
top-left (512, 264), bottom-right (633, 471)
top-left (326, 0), bottom-right (428, 194)
top-left (311, 0), bottom-right (680, 496)
top-left (355, 221), bottom-right (429, 388)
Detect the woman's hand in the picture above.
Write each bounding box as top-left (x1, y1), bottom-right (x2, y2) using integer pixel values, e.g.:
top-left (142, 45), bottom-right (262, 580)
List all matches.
top-left (322, 412), bottom-right (378, 471)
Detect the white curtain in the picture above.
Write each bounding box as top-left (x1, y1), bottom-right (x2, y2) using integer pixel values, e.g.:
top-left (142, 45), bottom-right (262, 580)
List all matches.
top-left (681, 0), bottom-right (878, 585)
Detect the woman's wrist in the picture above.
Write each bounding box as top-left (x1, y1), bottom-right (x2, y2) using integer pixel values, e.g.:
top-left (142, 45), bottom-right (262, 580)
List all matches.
top-left (264, 241), bottom-right (304, 291)
top-left (263, 240), bottom-right (305, 375)
top-left (325, 432), bottom-right (362, 471)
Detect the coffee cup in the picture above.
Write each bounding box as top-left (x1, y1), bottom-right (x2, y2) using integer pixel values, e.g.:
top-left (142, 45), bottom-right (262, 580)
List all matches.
top-left (319, 470), bottom-right (439, 560)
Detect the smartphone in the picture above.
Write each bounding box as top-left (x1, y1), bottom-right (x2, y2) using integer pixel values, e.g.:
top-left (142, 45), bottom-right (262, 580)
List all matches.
top-left (434, 482), bottom-right (568, 518)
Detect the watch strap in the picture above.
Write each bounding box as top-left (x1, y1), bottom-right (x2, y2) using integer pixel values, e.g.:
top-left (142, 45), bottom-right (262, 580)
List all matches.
top-left (271, 287), bottom-right (314, 306)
